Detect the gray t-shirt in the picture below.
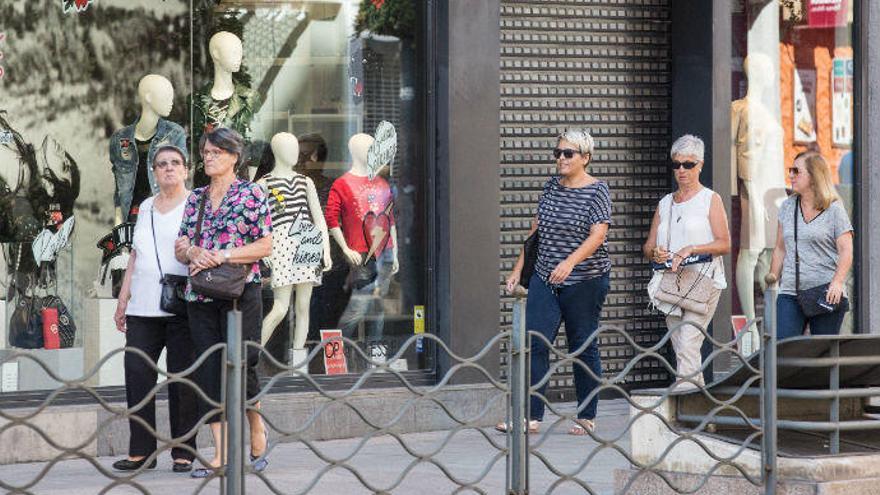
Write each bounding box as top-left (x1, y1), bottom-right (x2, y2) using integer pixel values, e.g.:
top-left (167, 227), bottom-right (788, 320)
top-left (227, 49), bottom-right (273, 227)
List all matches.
top-left (779, 195), bottom-right (853, 295)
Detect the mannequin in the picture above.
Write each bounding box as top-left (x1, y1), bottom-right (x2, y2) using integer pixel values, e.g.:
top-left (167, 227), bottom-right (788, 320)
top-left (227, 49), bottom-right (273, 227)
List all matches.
top-left (110, 74), bottom-right (185, 224)
top-left (325, 134), bottom-right (399, 362)
top-left (192, 31), bottom-right (258, 186)
top-left (731, 53), bottom-right (787, 349)
top-left (259, 133), bottom-right (332, 367)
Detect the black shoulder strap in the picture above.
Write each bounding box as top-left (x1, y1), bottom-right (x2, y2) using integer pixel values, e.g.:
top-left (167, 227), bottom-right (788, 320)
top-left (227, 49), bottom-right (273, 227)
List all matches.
top-left (794, 196), bottom-right (800, 293)
top-left (194, 190), bottom-right (207, 248)
top-left (149, 205), bottom-right (165, 279)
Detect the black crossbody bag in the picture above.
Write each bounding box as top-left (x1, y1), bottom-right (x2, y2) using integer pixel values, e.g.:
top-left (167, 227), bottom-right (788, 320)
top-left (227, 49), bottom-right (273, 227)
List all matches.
top-left (150, 206), bottom-right (188, 316)
top-left (794, 197), bottom-right (848, 318)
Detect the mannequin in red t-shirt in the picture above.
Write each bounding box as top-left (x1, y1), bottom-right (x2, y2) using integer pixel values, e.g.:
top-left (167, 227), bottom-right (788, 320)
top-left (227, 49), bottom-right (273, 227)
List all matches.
top-left (325, 133), bottom-right (399, 272)
top-left (324, 133), bottom-right (399, 359)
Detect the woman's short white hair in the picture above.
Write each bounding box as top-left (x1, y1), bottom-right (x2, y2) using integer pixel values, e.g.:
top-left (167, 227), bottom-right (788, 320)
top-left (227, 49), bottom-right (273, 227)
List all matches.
top-left (670, 134), bottom-right (704, 162)
top-left (557, 129), bottom-right (594, 155)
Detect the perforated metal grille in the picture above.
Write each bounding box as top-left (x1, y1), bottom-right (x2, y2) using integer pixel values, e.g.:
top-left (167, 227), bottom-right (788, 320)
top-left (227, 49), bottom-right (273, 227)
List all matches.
top-left (499, 0), bottom-right (674, 393)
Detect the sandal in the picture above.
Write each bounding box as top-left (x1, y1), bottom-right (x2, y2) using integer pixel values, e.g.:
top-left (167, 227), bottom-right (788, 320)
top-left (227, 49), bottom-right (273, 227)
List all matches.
top-left (568, 419), bottom-right (595, 436)
top-left (191, 465), bottom-right (225, 479)
top-left (494, 419), bottom-right (540, 434)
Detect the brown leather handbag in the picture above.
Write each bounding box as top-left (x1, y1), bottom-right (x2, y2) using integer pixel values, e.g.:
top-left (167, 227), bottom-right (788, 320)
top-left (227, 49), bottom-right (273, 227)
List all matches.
top-left (189, 192), bottom-right (249, 300)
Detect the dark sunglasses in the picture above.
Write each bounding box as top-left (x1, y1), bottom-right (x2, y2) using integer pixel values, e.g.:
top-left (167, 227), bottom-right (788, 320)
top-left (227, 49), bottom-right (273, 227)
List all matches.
top-left (553, 148), bottom-right (581, 159)
top-left (788, 167), bottom-right (801, 176)
top-left (670, 161), bottom-right (699, 170)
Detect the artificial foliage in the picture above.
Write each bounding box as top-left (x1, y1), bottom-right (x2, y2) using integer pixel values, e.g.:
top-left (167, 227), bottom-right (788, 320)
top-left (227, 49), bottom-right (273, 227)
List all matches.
top-left (354, 0), bottom-right (416, 40)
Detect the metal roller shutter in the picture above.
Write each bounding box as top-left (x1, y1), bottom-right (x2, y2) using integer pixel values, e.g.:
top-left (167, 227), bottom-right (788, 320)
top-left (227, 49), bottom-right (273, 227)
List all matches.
top-left (499, 0), bottom-right (674, 398)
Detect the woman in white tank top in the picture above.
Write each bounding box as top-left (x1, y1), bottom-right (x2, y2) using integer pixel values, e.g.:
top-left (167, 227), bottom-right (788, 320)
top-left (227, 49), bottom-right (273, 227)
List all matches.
top-left (643, 135), bottom-right (731, 390)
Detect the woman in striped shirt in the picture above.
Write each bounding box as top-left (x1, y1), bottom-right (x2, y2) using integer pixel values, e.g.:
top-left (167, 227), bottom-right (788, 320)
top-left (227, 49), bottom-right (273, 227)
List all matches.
top-left (500, 129), bottom-right (612, 436)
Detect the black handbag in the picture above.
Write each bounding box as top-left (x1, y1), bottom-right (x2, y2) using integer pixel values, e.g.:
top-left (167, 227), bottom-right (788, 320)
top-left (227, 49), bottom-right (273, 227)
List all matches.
top-left (150, 207), bottom-right (188, 316)
top-left (520, 230), bottom-right (539, 289)
top-left (347, 258), bottom-right (379, 291)
top-left (794, 197), bottom-right (849, 318)
top-left (189, 191), bottom-right (249, 300)
top-left (8, 292), bottom-right (44, 349)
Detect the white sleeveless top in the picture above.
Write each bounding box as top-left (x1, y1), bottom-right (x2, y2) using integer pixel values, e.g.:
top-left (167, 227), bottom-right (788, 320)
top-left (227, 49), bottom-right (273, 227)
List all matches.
top-left (655, 187), bottom-right (726, 289)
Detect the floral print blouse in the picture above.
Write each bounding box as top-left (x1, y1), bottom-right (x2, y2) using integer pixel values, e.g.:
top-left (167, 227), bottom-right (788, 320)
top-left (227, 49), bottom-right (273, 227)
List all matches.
top-left (178, 179), bottom-right (272, 301)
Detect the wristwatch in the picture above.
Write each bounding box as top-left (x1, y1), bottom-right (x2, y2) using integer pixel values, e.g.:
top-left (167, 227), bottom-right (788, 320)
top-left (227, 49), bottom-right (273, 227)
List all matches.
top-left (223, 249), bottom-right (231, 262)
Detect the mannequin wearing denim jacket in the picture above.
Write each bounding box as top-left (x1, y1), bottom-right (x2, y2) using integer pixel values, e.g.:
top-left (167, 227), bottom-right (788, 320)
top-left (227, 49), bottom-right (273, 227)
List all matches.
top-left (110, 75), bottom-right (186, 224)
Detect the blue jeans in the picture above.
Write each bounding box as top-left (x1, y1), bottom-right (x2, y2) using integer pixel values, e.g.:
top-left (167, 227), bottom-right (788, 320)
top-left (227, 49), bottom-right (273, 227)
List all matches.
top-left (527, 273), bottom-right (610, 421)
top-left (776, 293), bottom-right (845, 340)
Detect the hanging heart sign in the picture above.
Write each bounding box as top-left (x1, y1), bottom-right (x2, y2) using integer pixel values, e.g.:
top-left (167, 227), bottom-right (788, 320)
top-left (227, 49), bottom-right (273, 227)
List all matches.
top-left (366, 121), bottom-right (397, 181)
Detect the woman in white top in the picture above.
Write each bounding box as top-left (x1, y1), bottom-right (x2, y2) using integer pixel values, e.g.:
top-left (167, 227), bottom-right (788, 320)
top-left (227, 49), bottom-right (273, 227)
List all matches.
top-left (643, 135), bottom-right (731, 389)
top-left (111, 145), bottom-right (198, 473)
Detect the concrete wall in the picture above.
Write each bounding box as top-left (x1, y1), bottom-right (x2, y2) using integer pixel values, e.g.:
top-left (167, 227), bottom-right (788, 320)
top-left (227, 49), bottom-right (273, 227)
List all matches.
top-left (0, 384), bottom-right (505, 464)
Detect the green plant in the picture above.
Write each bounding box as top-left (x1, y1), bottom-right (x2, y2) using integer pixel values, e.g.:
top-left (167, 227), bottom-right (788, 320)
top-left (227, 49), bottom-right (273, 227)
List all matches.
top-left (354, 0), bottom-right (415, 40)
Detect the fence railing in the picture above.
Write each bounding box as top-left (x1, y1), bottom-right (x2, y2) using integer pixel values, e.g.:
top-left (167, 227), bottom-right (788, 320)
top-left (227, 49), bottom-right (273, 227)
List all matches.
top-left (5, 286), bottom-right (879, 494)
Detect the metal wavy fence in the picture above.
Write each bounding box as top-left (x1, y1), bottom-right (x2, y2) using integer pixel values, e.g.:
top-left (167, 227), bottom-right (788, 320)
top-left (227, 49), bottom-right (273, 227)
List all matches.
top-left (0, 291), bottom-right (789, 494)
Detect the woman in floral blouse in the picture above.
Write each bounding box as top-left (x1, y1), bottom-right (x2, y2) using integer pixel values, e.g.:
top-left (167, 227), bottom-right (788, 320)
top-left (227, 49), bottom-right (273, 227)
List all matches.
top-left (174, 128), bottom-right (272, 477)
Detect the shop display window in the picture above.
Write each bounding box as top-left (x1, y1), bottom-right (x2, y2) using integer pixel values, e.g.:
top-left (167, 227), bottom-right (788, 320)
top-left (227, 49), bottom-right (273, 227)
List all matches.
top-left (0, 0), bottom-right (428, 392)
top-left (729, 0), bottom-right (856, 349)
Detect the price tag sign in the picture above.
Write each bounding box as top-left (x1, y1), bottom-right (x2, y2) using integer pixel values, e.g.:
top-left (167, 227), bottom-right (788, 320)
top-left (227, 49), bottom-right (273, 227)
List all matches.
top-left (320, 329), bottom-right (348, 375)
top-left (414, 305), bottom-right (425, 334)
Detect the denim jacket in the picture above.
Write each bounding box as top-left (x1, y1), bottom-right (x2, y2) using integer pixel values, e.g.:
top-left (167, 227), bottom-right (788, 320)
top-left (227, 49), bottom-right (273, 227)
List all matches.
top-left (109, 118), bottom-right (187, 217)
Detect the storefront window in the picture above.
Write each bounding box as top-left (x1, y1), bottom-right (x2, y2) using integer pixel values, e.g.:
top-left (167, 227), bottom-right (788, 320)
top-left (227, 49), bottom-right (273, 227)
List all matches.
top-left (1, 0), bottom-right (428, 393)
top-left (729, 0), bottom-right (856, 350)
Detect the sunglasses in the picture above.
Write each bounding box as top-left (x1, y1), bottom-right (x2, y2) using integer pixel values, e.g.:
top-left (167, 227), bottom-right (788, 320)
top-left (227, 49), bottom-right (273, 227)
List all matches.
top-left (788, 167), bottom-right (802, 176)
top-left (670, 161), bottom-right (699, 170)
top-left (553, 148), bottom-right (581, 159)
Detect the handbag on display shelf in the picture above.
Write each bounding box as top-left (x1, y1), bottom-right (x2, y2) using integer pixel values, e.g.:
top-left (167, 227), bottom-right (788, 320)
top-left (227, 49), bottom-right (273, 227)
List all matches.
top-left (150, 207), bottom-right (188, 316)
top-left (8, 289), bottom-right (44, 349)
top-left (651, 196), bottom-right (716, 316)
top-left (793, 197), bottom-right (849, 318)
top-left (188, 192), bottom-right (249, 300)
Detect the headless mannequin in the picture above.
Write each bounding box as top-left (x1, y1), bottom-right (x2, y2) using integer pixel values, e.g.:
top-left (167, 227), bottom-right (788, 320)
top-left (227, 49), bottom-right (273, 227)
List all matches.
top-left (330, 134), bottom-right (400, 273)
top-left (114, 75), bottom-right (175, 225)
top-left (209, 31), bottom-right (242, 102)
top-left (731, 53), bottom-right (787, 348)
top-left (259, 133), bottom-right (332, 363)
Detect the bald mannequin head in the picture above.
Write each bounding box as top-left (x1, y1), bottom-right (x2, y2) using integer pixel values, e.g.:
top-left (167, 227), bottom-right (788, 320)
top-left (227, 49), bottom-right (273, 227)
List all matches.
top-left (209, 31), bottom-right (243, 73)
top-left (137, 74), bottom-right (174, 117)
top-left (270, 132), bottom-right (300, 171)
top-left (348, 133), bottom-right (374, 166)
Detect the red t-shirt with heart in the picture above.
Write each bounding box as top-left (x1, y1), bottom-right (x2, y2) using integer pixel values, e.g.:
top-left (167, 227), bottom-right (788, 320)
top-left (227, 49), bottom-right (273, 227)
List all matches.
top-left (324, 172), bottom-right (395, 254)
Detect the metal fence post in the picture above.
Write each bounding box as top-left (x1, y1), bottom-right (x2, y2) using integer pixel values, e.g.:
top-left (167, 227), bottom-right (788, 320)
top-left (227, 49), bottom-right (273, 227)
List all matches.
top-left (507, 288), bottom-right (529, 495)
top-left (762, 288), bottom-right (778, 495)
top-left (226, 307), bottom-right (244, 495)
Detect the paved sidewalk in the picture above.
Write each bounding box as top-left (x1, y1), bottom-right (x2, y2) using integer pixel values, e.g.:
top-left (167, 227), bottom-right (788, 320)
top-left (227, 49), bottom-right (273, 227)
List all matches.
top-left (0, 400), bottom-right (632, 495)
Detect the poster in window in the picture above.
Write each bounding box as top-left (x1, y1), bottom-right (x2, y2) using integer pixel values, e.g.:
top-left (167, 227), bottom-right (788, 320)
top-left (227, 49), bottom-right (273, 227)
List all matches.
top-left (832, 57), bottom-right (853, 148)
top-left (793, 68), bottom-right (817, 144)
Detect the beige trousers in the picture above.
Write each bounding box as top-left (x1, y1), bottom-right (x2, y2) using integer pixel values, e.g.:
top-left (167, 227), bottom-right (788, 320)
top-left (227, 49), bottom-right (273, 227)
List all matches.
top-left (665, 287), bottom-right (722, 388)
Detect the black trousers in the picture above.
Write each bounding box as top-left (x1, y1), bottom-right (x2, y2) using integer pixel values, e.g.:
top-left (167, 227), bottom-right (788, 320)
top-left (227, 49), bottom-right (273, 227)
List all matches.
top-left (124, 315), bottom-right (198, 461)
top-left (188, 283), bottom-right (262, 424)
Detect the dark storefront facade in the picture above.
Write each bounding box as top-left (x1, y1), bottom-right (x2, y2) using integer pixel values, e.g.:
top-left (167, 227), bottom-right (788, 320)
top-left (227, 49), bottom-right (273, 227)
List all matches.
top-left (1, 0), bottom-right (880, 408)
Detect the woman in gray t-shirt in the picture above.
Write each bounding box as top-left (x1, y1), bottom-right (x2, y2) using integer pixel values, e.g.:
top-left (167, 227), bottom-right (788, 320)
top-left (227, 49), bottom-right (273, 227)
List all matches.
top-left (767, 152), bottom-right (854, 339)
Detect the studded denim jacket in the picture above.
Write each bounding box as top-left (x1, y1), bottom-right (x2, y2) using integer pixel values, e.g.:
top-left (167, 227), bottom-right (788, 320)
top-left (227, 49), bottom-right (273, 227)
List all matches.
top-left (109, 118), bottom-right (187, 217)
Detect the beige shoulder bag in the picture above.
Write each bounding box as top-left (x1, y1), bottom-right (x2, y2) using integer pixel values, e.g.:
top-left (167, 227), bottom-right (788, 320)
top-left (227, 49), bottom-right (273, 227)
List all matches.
top-left (653, 195), bottom-right (716, 315)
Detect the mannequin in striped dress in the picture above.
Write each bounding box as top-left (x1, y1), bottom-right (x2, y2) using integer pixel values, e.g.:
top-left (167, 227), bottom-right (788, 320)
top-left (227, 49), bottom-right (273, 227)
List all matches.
top-left (258, 133), bottom-right (332, 366)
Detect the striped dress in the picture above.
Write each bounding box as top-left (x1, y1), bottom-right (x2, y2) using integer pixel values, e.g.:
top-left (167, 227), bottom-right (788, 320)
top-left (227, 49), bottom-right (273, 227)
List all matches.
top-left (534, 177), bottom-right (612, 287)
top-left (262, 173), bottom-right (321, 287)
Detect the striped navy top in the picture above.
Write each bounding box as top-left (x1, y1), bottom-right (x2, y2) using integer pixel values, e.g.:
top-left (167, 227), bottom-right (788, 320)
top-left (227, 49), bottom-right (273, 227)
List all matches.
top-left (534, 177), bottom-right (612, 286)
